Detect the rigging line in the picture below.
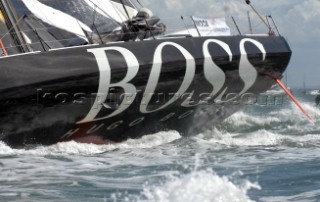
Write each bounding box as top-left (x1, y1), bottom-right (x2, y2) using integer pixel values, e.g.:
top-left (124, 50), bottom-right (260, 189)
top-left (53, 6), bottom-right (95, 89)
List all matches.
top-left (245, 0), bottom-right (270, 30)
top-left (90, 4), bottom-right (97, 41)
top-left (181, 16), bottom-right (191, 35)
top-left (241, 21), bottom-right (264, 35)
top-left (231, 16), bottom-right (241, 35)
top-left (88, 0), bottom-right (122, 26)
top-left (33, 28), bottom-right (47, 51)
top-left (0, 15), bottom-right (25, 41)
top-left (190, 16), bottom-right (200, 36)
top-left (119, 0), bottom-right (136, 37)
top-left (107, 1), bottom-right (127, 23)
top-left (136, 0), bottom-right (143, 7)
top-left (77, 20), bottom-right (93, 44)
top-left (90, 5), bottom-right (103, 44)
top-left (119, 0), bottom-right (131, 20)
top-left (87, 1), bottom-right (103, 43)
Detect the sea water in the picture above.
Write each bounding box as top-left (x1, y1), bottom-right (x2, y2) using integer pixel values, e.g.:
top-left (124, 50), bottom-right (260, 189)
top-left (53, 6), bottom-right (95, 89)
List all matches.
top-left (1, 93), bottom-right (320, 202)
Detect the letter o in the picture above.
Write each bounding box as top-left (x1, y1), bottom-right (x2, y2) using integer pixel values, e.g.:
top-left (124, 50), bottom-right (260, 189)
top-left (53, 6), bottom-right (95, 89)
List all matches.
top-left (178, 110), bottom-right (194, 120)
top-left (55, 92), bottom-right (70, 104)
top-left (160, 112), bottom-right (176, 122)
top-left (129, 117), bottom-right (145, 127)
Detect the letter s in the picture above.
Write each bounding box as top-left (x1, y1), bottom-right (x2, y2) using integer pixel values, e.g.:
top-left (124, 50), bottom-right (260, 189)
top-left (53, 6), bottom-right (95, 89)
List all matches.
top-left (181, 39), bottom-right (232, 107)
top-left (238, 38), bottom-right (266, 95)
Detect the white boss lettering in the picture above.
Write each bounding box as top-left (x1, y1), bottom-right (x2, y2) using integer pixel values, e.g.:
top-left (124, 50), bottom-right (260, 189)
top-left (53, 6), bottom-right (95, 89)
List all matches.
top-left (181, 39), bottom-right (232, 107)
top-left (77, 47), bottom-right (139, 124)
top-left (78, 38), bottom-right (266, 125)
top-left (214, 38), bottom-right (265, 103)
top-left (238, 38), bottom-right (266, 95)
top-left (140, 42), bottom-right (196, 113)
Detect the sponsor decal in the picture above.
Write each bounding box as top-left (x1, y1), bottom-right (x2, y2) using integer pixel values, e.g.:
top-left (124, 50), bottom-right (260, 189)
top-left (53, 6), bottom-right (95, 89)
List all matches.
top-left (77, 38), bottom-right (266, 124)
top-left (192, 16), bottom-right (231, 36)
top-left (60, 38), bottom-right (267, 139)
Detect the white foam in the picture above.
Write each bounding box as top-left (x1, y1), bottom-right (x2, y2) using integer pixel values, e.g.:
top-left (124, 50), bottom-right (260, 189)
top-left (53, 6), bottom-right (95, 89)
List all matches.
top-left (225, 101), bottom-right (319, 130)
top-left (197, 128), bottom-right (320, 147)
top-left (270, 102), bottom-right (320, 123)
top-left (197, 129), bottom-right (279, 146)
top-left (141, 170), bottom-right (260, 202)
top-left (225, 102), bottom-right (320, 127)
top-left (219, 99), bottom-right (320, 136)
top-left (225, 111), bottom-right (281, 128)
top-left (0, 131), bottom-right (181, 156)
top-left (0, 141), bottom-right (15, 154)
top-left (194, 98), bottom-right (320, 147)
top-left (2, 98), bottom-right (320, 154)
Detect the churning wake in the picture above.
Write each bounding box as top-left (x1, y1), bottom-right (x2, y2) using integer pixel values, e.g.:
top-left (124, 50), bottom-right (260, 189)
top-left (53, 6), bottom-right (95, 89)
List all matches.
top-left (1, 98), bottom-right (320, 154)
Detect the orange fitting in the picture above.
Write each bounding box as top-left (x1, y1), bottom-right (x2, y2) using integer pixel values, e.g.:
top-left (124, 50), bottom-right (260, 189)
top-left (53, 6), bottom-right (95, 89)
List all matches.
top-left (0, 39), bottom-right (8, 56)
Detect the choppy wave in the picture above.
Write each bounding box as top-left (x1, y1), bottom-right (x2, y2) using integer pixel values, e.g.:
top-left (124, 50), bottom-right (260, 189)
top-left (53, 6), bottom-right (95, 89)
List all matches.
top-left (260, 189), bottom-right (320, 202)
top-left (1, 95), bottom-right (320, 202)
top-left (196, 128), bottom-right (320, 147)
top-left (2, 99), bottom-right (320, 154)
top-left (195, 100), bottom-right (320, 147)
top-left (222, 102), bottom-right (319, 131)
top-left (140, 170), bottom-right (259, 202)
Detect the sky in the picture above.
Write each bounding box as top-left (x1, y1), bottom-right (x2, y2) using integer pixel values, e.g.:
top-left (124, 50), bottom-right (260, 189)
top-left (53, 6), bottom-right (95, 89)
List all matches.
top-left (139, 0), bottom-right (320, 89)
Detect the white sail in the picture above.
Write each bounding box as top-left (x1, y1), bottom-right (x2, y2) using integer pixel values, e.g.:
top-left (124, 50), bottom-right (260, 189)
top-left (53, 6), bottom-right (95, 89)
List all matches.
top-left (83, 0), bottom-right (127, 23)
top-left (19, 0), bottom-right (139, 42)
top-left (21, 0), bottom-right (92, 41)
top-left (2, 0), bottom-right (162, 48)
top-left (109, 0), bottom-right (138, 20)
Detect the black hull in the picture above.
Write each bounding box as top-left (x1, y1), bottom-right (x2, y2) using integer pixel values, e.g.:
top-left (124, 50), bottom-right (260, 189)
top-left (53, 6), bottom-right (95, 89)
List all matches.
top-left (0, 36), bottom-right (291, 148)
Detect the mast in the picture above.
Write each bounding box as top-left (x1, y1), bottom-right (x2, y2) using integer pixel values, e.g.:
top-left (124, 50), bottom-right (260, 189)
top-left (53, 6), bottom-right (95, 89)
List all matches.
top-left (0, 0), bottom-right (29, 53)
